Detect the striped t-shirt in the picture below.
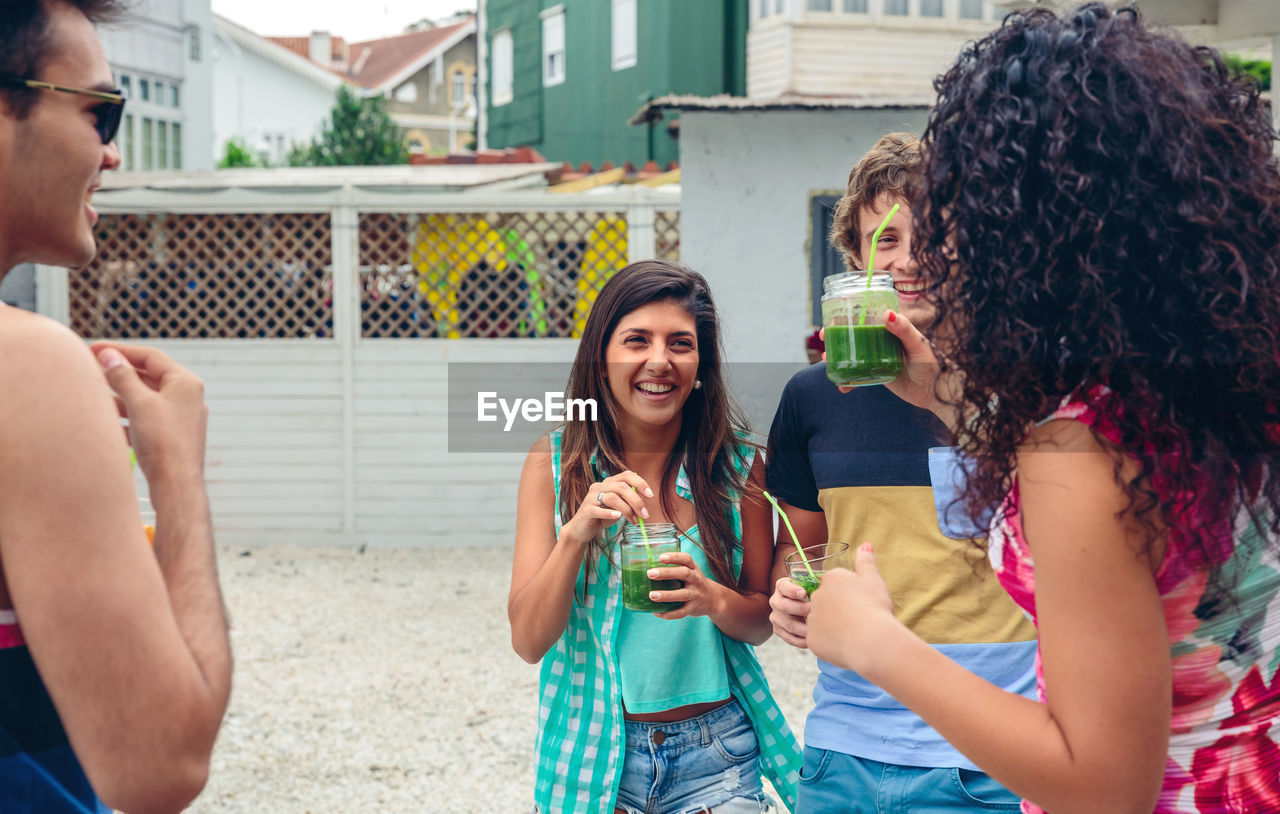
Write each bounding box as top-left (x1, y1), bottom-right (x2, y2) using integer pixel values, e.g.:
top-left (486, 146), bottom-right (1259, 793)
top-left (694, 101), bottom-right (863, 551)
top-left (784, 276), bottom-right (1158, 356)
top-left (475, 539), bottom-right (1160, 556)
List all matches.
top-left (766, 364), bottom-right (1038, 769)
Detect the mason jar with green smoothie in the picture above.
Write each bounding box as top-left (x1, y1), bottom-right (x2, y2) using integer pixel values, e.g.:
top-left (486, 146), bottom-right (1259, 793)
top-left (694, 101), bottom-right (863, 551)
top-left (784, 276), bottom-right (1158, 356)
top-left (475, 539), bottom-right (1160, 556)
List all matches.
top-left (620, 523), bottom-right (683, 613)
top-left (821, 271), bottom-right (904, 386)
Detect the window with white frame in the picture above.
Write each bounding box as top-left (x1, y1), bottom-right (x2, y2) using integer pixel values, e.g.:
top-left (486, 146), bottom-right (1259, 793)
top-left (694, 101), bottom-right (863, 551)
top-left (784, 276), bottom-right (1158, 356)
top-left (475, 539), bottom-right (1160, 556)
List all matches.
top-left (612, 0), bottom-right (636, 70)
top-left (959, 0), bottom-right (984, 19)
top-left (807, 0), bottom-right (832, 10)
top-left (452, 71), bottom-right (466, 107)
top-left (492, 30), bottom-right (513, 105)
top-left (542, 11), bottom-right (565, 87)
top-left (843, 0), bottom-right (867, 11)
top-left (884, 0), bottom-right (908, 15)
top-left (120, 113), bottom-right (133, 169)
top-left (920, 0), bottom-right (943, 16)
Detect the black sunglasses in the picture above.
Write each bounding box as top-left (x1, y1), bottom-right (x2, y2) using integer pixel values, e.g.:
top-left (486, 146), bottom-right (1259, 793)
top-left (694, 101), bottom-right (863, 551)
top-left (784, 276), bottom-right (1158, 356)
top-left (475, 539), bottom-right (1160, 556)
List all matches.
top-left (0, 76), bottom-right (126, 144)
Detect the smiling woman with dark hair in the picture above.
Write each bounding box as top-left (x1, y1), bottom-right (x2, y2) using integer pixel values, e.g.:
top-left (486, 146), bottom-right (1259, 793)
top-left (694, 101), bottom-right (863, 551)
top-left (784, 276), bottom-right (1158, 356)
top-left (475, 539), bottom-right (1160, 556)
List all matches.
top-left (804, 3), bottom-right (1280, 813)
top-left (510, 260), bottom-right (801, 813)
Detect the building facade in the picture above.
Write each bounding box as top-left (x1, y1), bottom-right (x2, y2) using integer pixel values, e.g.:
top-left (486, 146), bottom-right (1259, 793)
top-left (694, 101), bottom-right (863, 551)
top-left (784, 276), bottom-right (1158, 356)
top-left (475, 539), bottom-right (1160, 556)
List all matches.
top-left (481, 0), bottom-right (749, 167)
top-left (100, 0), bottom-right (215, 170)
top-left (270, 19), bottom-right (479, 157)
top-left (212, 17), bottom-right (350, 166)
top-left (748, 0), bottom-right (1002, 98)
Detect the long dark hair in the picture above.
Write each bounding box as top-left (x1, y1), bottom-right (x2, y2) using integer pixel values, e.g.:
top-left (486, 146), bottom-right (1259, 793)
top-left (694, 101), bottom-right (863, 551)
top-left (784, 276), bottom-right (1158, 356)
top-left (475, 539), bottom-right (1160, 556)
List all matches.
top-left (915, 3), bottom-right (1280, 577)
top-left (557, 260), bottom-right (754, 589)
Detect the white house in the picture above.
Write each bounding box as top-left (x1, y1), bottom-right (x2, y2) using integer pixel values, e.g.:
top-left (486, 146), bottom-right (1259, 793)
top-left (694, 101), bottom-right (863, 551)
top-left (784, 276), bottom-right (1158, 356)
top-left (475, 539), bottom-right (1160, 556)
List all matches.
top-left (270, 19), bottom-right (479, 156)
top-left (99, 0), bottom-right (215, 171)
top-left (748, 0), bottom-right (1004, 98)
top-left (212, 16), bottom-right (353, 166)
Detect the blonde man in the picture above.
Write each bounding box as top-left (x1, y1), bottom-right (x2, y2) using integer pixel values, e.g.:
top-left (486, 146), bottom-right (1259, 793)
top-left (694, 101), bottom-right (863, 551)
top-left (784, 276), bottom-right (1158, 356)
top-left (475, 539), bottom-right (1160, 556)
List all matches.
top-left (765, 134), bottom-right (1036, 812)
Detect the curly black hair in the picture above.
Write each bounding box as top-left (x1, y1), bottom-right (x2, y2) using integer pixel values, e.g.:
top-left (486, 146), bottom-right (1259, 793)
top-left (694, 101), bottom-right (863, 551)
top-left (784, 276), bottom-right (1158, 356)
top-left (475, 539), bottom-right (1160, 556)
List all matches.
top-left (914, 3), bottom-right (1280, 578)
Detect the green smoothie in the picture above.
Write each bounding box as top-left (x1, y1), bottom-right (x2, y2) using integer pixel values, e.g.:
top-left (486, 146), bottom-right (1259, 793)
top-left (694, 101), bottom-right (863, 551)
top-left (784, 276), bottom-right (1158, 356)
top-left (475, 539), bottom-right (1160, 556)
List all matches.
top-left (824, 324), bottom-right (904, 386)
top-left (791, 571), bottom-right (822, 597)
top-left (621, 564), bottom-right (683, 612)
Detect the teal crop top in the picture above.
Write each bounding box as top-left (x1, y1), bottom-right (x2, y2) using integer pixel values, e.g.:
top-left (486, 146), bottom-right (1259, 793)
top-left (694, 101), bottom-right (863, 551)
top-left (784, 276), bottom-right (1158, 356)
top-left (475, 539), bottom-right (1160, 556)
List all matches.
top-left (615, 524), bottom-right (731, 713)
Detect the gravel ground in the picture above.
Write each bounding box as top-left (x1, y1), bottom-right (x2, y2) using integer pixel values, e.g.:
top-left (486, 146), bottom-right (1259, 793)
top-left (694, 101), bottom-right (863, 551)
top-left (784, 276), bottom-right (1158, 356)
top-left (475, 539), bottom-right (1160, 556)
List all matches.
top-left (190, 545), bottom-right (817, 813)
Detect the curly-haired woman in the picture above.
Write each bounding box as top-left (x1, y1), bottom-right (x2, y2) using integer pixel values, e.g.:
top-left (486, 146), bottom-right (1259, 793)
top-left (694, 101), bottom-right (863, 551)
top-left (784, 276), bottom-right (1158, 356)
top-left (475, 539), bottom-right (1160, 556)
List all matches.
top-left (805, 4), bottom-right (1280, 812)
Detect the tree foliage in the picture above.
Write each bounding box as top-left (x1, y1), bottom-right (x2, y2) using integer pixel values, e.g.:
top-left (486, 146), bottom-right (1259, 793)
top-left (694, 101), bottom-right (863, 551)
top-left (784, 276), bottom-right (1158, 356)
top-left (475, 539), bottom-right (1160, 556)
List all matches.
top-left (1224, 53), bottom-right (1271, 91)
top-left (289, 85), bottom-right (408, 167)
top-left (217, 137), bottom-right (259, 168)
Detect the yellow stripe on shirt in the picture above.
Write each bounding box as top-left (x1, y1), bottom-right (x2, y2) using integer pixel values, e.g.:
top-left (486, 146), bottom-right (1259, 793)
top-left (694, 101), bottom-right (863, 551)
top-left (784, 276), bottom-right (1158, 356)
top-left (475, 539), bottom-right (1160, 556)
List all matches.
top-left (819, 485), bottom-right (1037, 645)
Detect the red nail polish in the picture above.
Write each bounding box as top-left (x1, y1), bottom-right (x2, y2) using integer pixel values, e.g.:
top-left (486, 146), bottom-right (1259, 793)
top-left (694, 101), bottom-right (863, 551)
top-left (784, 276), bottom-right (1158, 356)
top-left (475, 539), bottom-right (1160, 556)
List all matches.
top-left (887, 311), bottom-right (897, 324)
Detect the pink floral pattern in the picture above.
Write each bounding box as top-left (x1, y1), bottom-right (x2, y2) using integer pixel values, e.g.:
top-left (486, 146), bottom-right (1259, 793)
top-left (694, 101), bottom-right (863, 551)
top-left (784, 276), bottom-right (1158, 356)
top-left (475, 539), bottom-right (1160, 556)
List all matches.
top-left (993, 394), bottom-right (1280, 813)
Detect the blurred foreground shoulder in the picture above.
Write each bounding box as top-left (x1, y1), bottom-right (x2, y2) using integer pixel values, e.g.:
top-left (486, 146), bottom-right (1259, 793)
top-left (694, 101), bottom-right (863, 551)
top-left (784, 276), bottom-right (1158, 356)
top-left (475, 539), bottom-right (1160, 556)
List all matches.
top-left (0, 308), bottom-right (101, 379)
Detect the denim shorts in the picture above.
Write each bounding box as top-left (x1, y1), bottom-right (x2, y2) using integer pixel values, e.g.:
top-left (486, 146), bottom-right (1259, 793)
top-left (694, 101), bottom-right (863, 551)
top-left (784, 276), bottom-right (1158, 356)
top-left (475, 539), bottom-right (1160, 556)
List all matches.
top-left (797, 746), bottom-right (1021, 813)
top-left (615, 698), bottom-right (774, 814)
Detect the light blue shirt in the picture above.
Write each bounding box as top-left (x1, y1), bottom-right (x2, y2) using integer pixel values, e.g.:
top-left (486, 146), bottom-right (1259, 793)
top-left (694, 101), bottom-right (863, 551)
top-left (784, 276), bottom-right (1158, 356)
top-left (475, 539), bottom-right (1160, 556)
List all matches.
top-left (616, 523), bottom-right (731, 713)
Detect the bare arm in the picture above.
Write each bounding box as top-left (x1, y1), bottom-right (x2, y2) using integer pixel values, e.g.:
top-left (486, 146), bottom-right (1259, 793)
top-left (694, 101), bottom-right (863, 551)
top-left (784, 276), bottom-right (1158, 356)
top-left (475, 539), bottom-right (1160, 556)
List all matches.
top-left (807, 420), bottom-right (1169, 813)
top-left (0, 319), bottom-right (230, 814)
top-left (650, 455), bottom-right (775, 645)
top-left (508, 438), bottom-right (652, 663)
top-left (767, 501), bottom-right (826, 649)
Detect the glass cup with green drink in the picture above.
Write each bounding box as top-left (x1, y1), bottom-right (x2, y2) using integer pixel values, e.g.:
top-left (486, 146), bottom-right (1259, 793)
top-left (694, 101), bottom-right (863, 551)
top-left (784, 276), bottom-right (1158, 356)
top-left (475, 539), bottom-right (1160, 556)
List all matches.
top-left (784, 542), bottom-right (851, 597)
top-left (821, 271), bottom-right (904, 386)
top-left (621, 523), bottom-right (684, 612)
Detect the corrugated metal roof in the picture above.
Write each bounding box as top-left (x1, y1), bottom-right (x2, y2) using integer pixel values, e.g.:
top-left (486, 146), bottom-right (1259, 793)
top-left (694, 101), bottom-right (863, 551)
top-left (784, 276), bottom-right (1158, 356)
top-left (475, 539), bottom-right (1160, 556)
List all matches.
top-left (99, 164), bottom-right (559, 193)
top-left (629, 93), bottom-right (933, 125)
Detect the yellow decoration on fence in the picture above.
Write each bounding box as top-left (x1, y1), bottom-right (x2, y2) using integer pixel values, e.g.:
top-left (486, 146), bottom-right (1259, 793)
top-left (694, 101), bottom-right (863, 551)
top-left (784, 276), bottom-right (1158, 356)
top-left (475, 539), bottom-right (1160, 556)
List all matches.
top-left (573, 215), bottom-right (628, 337)
top-left (412, 213), bottom-right (508, 339)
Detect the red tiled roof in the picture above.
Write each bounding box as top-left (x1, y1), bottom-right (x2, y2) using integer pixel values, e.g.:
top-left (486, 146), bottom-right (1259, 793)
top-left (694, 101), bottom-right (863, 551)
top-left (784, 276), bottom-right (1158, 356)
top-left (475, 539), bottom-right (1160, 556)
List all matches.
top-left (268, 35), bottom-right (348, 63)
top-left (266, 19), bottom-right (471, 90)
top-left (345, 20), bottom-right (471, 89)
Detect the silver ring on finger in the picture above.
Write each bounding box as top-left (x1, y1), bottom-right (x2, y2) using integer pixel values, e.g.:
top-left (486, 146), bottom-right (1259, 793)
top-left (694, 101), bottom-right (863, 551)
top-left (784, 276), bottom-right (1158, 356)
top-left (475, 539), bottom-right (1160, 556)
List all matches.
top-left (596, 491), bottom-right (606, 505)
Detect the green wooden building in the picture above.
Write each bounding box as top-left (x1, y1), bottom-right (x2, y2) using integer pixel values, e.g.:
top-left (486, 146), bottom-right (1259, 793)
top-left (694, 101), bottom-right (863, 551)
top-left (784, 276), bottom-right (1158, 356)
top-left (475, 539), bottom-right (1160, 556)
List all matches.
top-left (481, 0), bottom-right (747, 167)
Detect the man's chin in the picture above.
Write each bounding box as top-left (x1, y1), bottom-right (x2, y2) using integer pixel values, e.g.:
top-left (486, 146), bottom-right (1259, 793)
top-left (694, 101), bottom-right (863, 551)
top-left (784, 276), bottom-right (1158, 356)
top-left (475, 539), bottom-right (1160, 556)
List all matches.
top-left (897, 303), bottom-right (937, 332)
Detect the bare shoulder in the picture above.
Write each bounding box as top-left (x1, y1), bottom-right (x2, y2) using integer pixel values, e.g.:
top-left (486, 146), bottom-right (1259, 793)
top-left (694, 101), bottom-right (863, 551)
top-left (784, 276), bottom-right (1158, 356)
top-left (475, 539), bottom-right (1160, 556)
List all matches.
top-left (1022, 416), bottom-right (1108, 454)
top-left (0, 309), bottom-right (100, 383)
top-left (520, 434), bottom-right (555, 491)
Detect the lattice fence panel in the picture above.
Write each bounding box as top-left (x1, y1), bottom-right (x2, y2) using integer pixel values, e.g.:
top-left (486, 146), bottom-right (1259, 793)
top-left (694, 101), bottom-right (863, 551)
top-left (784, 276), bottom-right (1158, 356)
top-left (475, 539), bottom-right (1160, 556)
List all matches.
top-left (655, 210), bottom-right (680, 262)
top-left (72, 213), bottom-right (333, 339)
top-left (359, 211), bottom-right (630, 338)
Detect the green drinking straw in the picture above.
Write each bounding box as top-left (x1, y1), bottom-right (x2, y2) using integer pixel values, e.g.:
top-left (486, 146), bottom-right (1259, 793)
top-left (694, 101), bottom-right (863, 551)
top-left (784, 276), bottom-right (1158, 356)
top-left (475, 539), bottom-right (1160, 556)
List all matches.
top-left (762, 490), bottom-right (817, 581)
top-left (858, 202), bottom-right (901, 327)
top-left (632, 486), bottom-right (655, 565)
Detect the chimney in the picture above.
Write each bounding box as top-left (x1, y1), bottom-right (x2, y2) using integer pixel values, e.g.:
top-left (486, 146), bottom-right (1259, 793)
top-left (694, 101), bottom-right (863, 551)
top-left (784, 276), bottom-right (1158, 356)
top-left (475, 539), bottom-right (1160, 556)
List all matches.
top-left (309, 30), bottom-right (332, 66)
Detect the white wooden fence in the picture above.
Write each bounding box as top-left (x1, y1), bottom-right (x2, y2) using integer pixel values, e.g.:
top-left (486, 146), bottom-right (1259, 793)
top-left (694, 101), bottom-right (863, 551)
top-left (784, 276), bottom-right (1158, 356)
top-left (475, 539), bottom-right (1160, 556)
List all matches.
top-left (38, 183), bottom-right (680, 547)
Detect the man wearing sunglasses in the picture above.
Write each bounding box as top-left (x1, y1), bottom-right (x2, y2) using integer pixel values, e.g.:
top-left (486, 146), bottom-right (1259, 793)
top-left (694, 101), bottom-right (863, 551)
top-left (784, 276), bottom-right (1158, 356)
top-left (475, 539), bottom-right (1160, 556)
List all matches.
top-left (0, 3), bottom-right (231, 813)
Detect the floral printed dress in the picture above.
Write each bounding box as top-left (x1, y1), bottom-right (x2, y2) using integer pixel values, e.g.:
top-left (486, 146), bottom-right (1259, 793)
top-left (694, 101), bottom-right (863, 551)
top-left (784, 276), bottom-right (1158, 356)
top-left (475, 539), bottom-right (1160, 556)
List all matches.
top-left (989, 392), bottom-right (1280, 813)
